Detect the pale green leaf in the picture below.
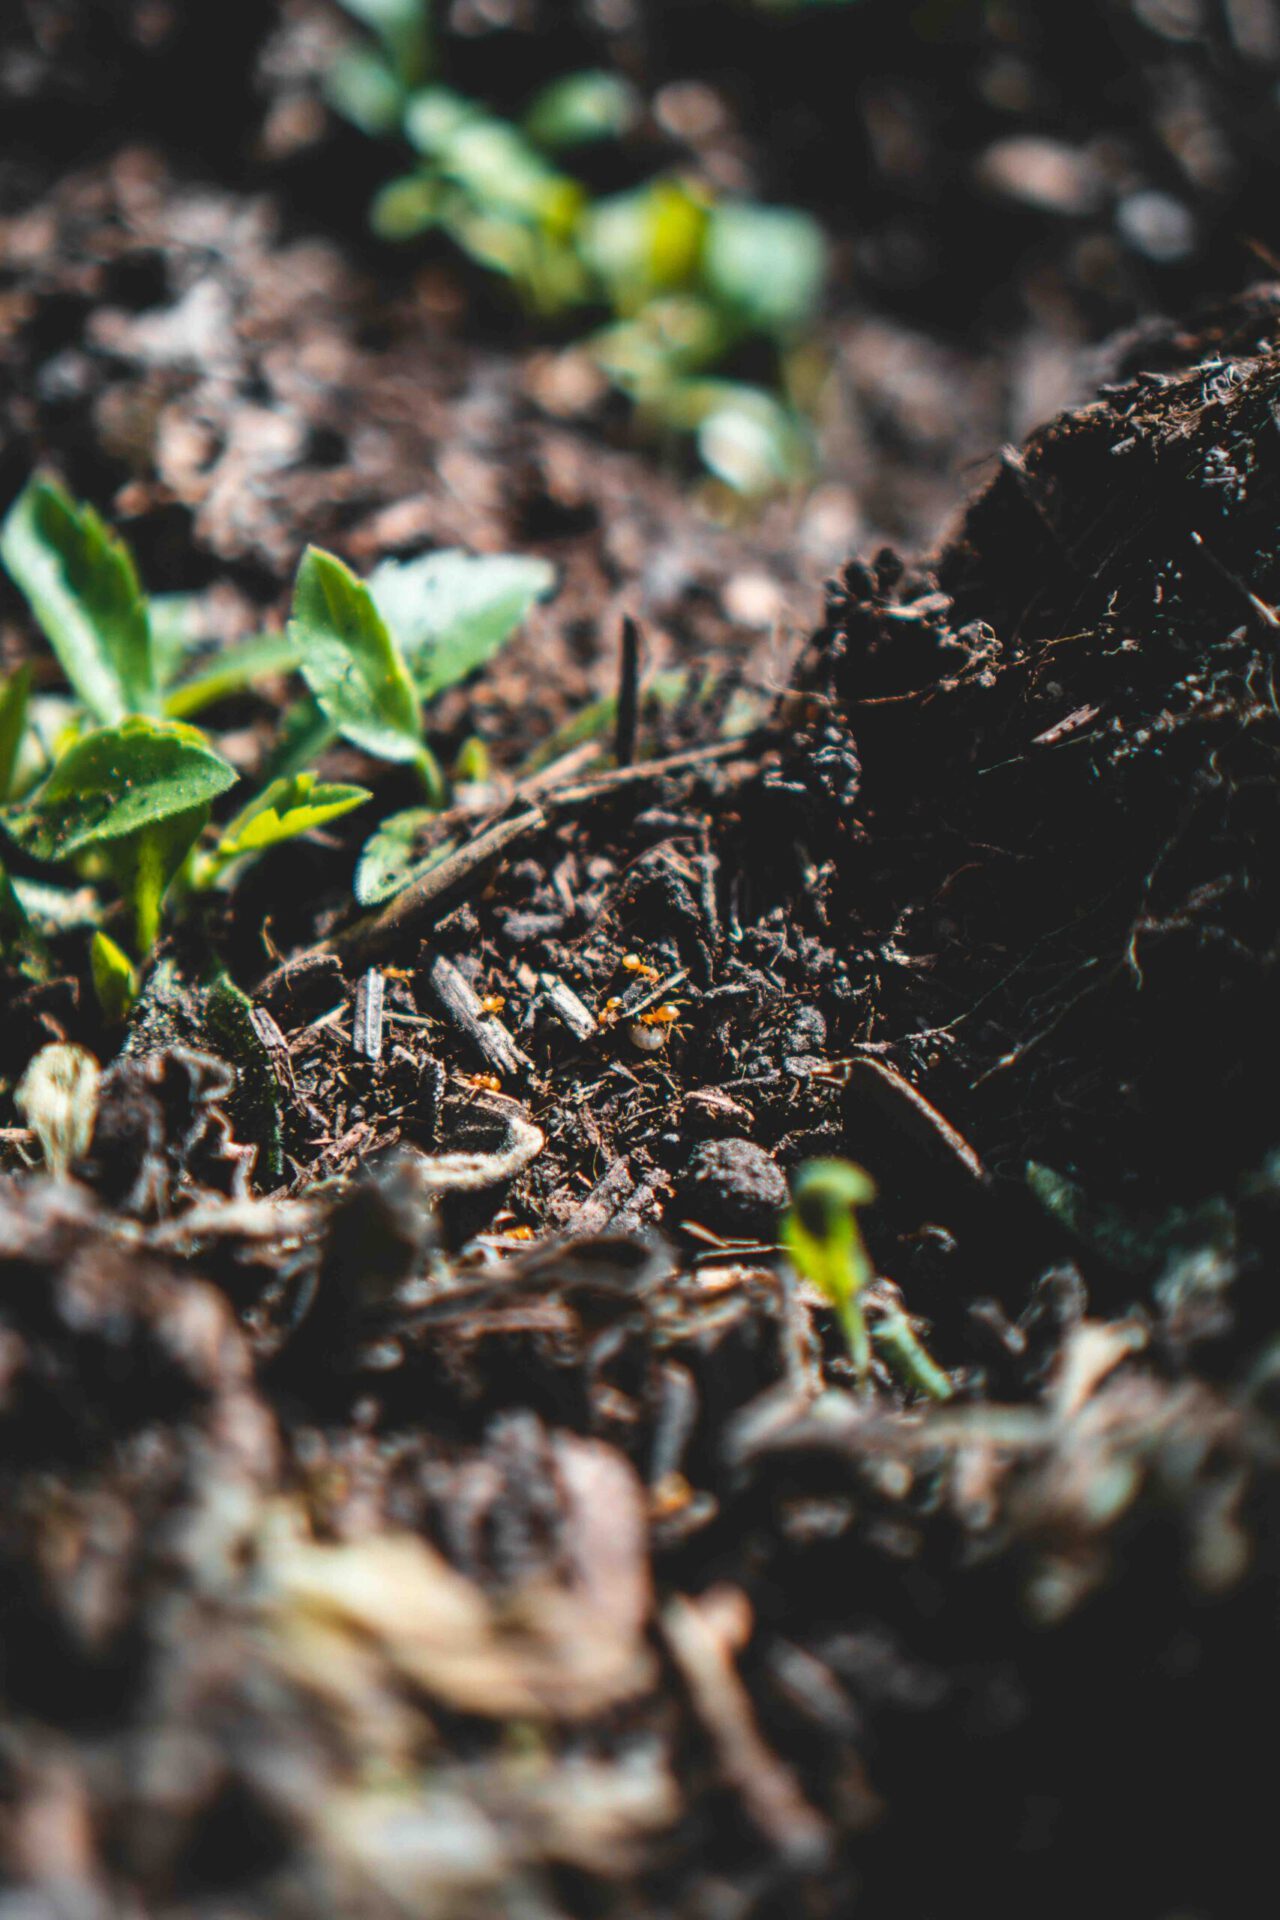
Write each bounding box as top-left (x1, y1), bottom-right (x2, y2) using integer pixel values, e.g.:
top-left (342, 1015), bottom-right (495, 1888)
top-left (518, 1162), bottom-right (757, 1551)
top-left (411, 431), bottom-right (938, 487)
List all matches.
top-left (404, 86), bottom-right (481, 156)
top-left (1, 475), bottom-right (155, 723)
top-left (669, 380), bottom-right (812, 494)
top-left (368, 549), bottom-right (555, 700)
top-left (290, 546), bottom-right (424, 765)
top-left (325, 47), bottom-right (406, 135)
top-left (702, 203), bottom-right (826, 336)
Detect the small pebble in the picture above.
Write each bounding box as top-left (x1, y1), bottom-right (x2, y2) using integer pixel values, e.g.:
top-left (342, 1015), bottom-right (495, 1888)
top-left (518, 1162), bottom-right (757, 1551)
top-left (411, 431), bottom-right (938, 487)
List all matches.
top-left (678, 1138), bottom-right (789, 1238)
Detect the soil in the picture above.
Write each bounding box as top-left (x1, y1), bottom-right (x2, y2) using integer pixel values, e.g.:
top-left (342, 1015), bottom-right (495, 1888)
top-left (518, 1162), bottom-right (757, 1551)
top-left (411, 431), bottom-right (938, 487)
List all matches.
top-left (2, 5), bottom-right (1279, 1918)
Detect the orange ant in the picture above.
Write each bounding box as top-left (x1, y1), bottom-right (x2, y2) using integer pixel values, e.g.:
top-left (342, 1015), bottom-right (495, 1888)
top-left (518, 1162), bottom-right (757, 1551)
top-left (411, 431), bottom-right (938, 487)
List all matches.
top-left (620, 952), bottom-right (661, 983)
top-left (630, 1003), bottom-right (684, 1052)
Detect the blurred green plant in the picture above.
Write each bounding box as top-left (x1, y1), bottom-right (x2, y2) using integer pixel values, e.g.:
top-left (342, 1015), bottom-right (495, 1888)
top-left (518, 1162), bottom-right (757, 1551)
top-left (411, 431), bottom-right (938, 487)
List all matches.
top-left (783, 1158), bottom-right (953, 1400)
top-left (328, 0), bottom-right (827, 494)
top-left (0, 474), bottom-right (554, 1003)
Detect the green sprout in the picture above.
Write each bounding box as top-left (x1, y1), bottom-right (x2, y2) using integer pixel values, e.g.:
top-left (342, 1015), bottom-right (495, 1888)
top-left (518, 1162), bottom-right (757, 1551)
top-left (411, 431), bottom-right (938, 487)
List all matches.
top-left (782, 1158), bottom-right (953, 1401)
top-left (784, 1159), bottom-right (878, 1383)
top-left (0, 475), bottom-right (556, 1004)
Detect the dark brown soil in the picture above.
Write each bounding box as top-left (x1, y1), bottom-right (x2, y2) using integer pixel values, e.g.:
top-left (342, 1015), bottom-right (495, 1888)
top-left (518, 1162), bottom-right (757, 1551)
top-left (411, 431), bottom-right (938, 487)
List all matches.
top-left (2, 6), bottom-right (1279, 1918)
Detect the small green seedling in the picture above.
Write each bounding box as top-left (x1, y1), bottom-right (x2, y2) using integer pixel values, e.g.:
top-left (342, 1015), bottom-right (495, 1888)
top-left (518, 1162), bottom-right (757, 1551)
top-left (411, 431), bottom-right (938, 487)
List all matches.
top-left (783, 1159), bottom-right (877, 1385)
top-left (782, 1158), bottom-right (953, 1401)
top-left (869, 1296), bottom-right (955, 1404)
top-left (0, 474), bottom-right (556, 991)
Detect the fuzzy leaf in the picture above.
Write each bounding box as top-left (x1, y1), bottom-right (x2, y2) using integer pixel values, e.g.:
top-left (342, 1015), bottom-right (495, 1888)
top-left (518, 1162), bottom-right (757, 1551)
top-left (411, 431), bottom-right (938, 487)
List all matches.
top-left (1, 475), bottom-right (155, 723)
top-left (2, 716), bottom-right (236, 864)
top-left (291, 547), bottom-right (424, 765)
top-left (368, 549), bottom-right (555, 700)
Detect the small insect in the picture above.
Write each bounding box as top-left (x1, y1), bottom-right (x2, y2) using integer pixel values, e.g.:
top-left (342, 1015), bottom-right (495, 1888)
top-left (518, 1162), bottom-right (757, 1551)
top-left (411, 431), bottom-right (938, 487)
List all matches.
top-left (598, 995), bottom-right (624, 1026)
top-left (621, 952), bottom-right (660, 982)
top-left (460, 1071), bottom-right (503, 1093)
top-left (629, 1003), bottom-right (683, 1052)
top-left (384, 966), bottom-right (415, 984)
top-left (477, 994), bottom-right (507, 1016)
top-left (504, 1225), bottom-right (536, 1242)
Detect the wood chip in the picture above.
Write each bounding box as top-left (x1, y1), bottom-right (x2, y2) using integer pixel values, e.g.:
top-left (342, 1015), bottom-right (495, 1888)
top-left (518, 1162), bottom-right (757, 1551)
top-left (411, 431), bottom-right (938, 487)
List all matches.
top-left (427, 955), bottom-right (534, 1081)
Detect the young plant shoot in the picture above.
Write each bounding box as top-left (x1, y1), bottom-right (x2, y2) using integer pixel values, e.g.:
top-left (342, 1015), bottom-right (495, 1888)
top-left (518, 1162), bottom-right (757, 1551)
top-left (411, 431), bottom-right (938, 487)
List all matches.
top-left (783, 1158), bottom-right (953, 1401)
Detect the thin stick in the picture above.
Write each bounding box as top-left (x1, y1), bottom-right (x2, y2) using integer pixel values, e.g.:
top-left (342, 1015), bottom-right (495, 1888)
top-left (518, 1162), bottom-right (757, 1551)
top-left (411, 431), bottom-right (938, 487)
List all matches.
top-left (615, 614), bottom-right (641, 768)
top-left (329, 807), bottom-right (546, 965)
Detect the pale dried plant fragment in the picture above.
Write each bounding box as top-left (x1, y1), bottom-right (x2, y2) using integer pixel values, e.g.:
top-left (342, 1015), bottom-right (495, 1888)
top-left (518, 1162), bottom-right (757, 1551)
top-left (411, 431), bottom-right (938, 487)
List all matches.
top-left (14, 1042), bottom-right (101, 1179)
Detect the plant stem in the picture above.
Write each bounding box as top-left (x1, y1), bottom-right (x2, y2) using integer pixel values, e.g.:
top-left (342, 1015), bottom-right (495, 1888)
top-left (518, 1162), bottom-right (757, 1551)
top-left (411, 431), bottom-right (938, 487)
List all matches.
top-left (414, 743), bottom-right (448, 808)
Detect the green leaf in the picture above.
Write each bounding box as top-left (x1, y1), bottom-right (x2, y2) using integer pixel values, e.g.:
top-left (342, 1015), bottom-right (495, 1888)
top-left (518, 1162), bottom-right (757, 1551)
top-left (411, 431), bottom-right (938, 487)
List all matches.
top-left (259, 692), bottom-right (338, 787)
top-left (355, 806), bottom-right (456, 907)
top-left (523, 70), bottom-right (639, 150)
top-left (406, 93), bottom-right (584, 236)
top-left (1, 475), bottom-right (155, 723)
top-left (582, 180), bottom-right (710, 312)
top-left (0, 859), bottom-right (52, 982)
top-left (290, 546), bottom-right (425, 766)
top-left (90, 930), bottom-right (138, 1024)
top-left (325, 46), bottom-right (406, 135)
top-left (202, 972), bottom-right (285, 1187)
top-left (149, 592), bottom-right (207, 687)
top-left (333, 0), bottom-right (431, 87)
top-left (0, 663), bottom-right (32, 803)
top-left (404, 85), bottom-right (482, 156)
top-left (163, 632), bottom-right (305, 719)
top-left (199, 772), bottom-right (370, 886)
top-left (370, 172), bottom-right (446, 241)
top-left (367, 549), bottom-right (556, 700)
top-left (3, 716), bottom-right (237, 864)
top-left (587, 296), bottom-right (725, 399)
top-left (664, 379), bottom-right (812, 495)
top-left (702, 203), bottom-right (826, 337)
